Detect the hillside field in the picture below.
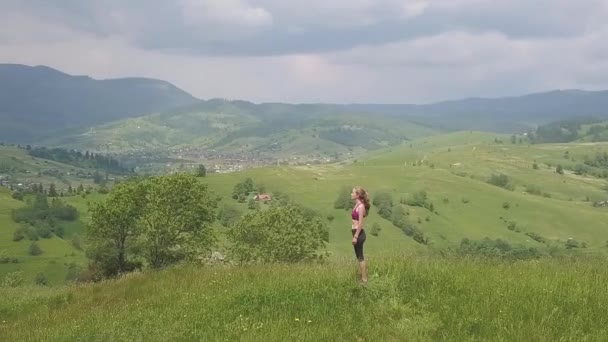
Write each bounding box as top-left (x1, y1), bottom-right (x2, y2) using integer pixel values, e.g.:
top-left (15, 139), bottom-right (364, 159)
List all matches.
top-left (2, 131), bottom-right (608, 287)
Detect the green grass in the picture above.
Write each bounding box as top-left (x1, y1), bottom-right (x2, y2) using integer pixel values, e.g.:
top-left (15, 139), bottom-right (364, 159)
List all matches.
top-left (0, 188), bottom-right (86, 286)
top-left (2, 131), bottom-right (608, 339)
top-left (3, 130), bottom-right (608, 285)
top-left (2, 255), bottom-right (608, 341)
top-left (200, 132), bottom-right (608, 255)
top-left (0, 145), bottom-right (101, 192)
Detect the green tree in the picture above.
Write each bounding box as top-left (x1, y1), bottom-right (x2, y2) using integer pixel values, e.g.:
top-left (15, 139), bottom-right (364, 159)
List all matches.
top-left (28, 242), bottom-right (42, 256)
top-left (48, 183), bottom-right (58, 197)
top-left (370, 223), bottom-right (382, 237)
top-left (87, 180), bottom-right (146, 277)
top-left (247, 198), bottom-right (260, 210)
top-left (138, 174), bottom-right (218, 268)
top-left (232, 178), bottom-right (255, 200)
top-left (11, 191), bottom-right (23, 201)
top-left (196, 164), bottom-right (207, 177)
top-left (556, 165), bottom-right (564, 175)
top-left (228, 205), bottom-right (329, 264)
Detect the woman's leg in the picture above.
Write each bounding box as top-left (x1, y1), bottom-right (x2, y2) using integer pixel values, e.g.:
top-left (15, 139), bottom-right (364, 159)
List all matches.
top-left (354, 231), bottom-right (367, 282)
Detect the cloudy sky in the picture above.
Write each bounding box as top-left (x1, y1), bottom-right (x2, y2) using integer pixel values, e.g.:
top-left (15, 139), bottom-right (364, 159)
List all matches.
top-left (1, 0), bottom-right (608, 103)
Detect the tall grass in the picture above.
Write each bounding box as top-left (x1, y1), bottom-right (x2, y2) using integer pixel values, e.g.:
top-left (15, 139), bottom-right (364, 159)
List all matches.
top-left (2, 255), bottom-right (608, 341)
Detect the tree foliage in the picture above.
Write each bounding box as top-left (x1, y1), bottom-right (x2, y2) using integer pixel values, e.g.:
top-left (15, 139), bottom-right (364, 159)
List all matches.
top-left (333, 186), bottom-right (353, 210)
top-left (227, 204), bottom-right (329, 264)
top-left (232, 178), bottom-right (255, 200)
top-left (86, 174), bottom-right (218, 278)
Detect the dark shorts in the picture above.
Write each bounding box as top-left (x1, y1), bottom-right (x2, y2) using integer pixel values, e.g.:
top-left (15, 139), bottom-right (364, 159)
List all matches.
top-left (352, 229), bottom-right (366, 261)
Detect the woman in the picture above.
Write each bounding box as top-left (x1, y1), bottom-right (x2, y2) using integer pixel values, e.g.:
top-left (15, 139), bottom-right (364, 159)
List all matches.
top-left (351, 186), bottom-right (370, 284)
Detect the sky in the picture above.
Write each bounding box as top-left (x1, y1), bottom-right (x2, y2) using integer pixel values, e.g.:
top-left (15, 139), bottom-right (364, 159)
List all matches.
top-left (1, 0), bottom-right (608, 104)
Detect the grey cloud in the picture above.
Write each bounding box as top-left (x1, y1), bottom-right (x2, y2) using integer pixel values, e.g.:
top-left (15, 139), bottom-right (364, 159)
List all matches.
top-left (2, 0), bottom-right (608, 104)
top-left (3, 0), bottom-right (606, 56)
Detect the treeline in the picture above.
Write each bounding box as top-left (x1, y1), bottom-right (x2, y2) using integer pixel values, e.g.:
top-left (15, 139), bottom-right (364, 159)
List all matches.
top-left (11, 193), bottom-right (79, 241)
top-left (456, 238), bottom-right (543, 260)
top-left (84, 174), bottom-right (329, 281)
top-left (528, 118), bottom-right (603, 144)
top-left (26, 146), bottom-right (132, 174)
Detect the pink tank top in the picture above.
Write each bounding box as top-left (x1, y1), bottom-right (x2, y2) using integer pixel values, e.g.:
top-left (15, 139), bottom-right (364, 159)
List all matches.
top-left (351, 203), bottom-right (361, 220)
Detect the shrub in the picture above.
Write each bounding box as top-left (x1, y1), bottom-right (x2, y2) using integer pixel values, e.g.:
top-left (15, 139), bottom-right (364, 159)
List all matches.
top-left (28, 242), bottom-right (43, 256)
top-left (377, 204), bottom-right (393, 220)
top-left (488, 174), bottom-right (515, 190)
top-left (247, 198), bottom-right (259, 210)
top-left (525, 232), bottom-right (546, 244)
top-left (333, 186), bottom-right (354, 210)
top-left (507, 221), bottom-right (517, 231)
top-left (372, 192), bottom-right (393, 208)
top-left (34, 273), bottom-right (49, 286)
top-left (565, 238), bottom-right (580, 249)
top-left (228, 204), bottom-right (329, 264)
top-left (406, 190), bottom-right (428, 207)
top-left (525, 185), bottom-right (542, 196)
top-left (370, 223), bottom-right (382, 237)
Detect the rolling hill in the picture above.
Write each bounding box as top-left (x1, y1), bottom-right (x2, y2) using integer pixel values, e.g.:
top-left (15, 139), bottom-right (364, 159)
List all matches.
top-left (2, 131), bottom-right (608, 340)
top-left (0, 64), bottom-right (198, 143)
top-left (200, 132), bottom-right (608, 257)
top-left (2, 64), bottom-right (608, 161)
top-left (41, 99), bottom-right (439, 158)
top-left (344, 89), bottom-right (608, 132)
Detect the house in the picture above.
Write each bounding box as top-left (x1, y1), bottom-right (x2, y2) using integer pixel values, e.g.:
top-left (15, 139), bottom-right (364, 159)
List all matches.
top-left (255, 194), bottom-right (272, 202)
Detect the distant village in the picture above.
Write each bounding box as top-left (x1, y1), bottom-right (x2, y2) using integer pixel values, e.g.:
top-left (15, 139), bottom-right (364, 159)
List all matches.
top-left (119, 146), bottom-right (344, 174)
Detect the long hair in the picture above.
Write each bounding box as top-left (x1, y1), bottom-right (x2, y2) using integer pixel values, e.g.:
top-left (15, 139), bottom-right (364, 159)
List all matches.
top-left (354, 186), bottom-right (371, 217)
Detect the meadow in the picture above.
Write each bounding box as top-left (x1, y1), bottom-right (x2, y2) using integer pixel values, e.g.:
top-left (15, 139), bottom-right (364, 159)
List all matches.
top-left (2, 130), bottom-right (608, 340)
top-left (2, 255), bottom-right (608, 341)
top-left (3, 131), bottom-right (608, 285)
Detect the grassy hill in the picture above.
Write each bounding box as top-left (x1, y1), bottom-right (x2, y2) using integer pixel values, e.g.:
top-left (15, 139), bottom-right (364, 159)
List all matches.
top-left (0, 187), bottom-right (88, 285)
top-left (201, 132), bottom-right (608, 256)
top-left (43, 100), bottom-right (438, 159)
top-left (2, 131), bottom-right (608, 340)
top-left (0, 144), bottom-right (119, 192)
top-left (2, 131), bottom-right (608, 285)
top-left (0, 145), bottom-right (118, 285)
top-left (578, 121), bottom-right (608, 142)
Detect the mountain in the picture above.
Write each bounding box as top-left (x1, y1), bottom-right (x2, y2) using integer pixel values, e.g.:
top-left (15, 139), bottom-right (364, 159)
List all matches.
top-left (341, 89), bottom-right (608, 132)
top-left (3, 63), bottom-right (608, 152)
top-left (0, 64), bottom-right (198, 142)
top-left (41, 89), bottom-right (608, 156)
